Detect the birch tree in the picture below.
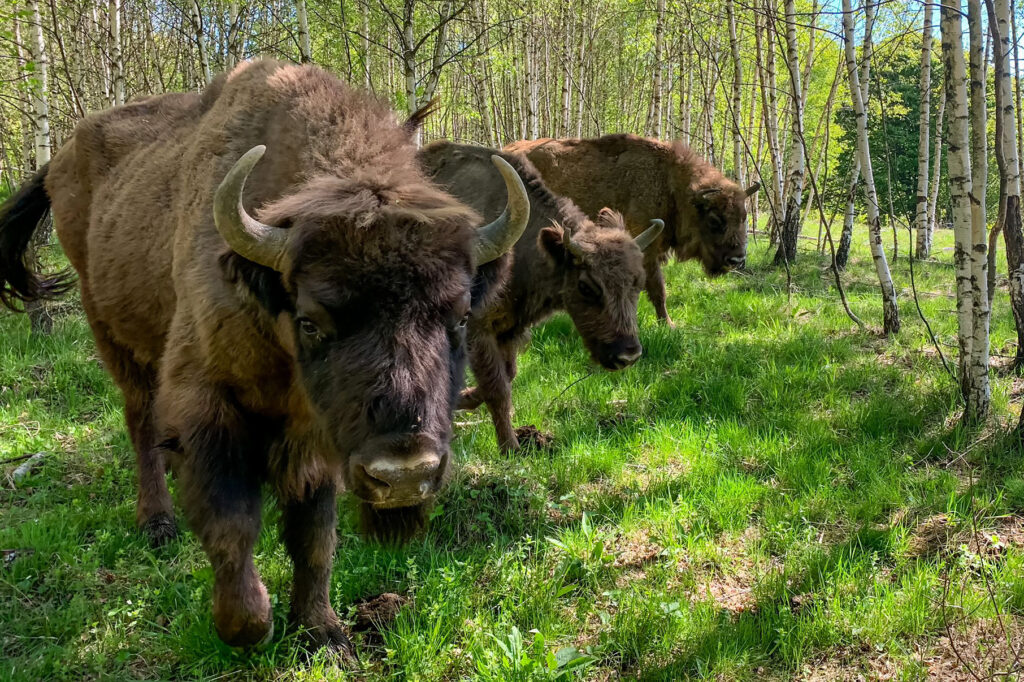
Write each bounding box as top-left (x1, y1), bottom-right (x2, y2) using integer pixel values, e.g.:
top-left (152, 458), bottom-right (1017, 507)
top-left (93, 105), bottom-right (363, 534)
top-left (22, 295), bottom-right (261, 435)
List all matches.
top-left (914, 3), bottom-right (933, 258)
top-left (966, 0), bottom-right (990, 418)
top-left (773, 0), bottom-right (805, 265)
top-left (189, 1), bottom-right (212, 86)
top-left (835, 0), bottom-right (874, 269)
top-left (297, 0), bottom-right (312, 63)
top-left (942, 0), bottom-right (986, 419)
top-left (646, 0), bottom-right (666, 137)
top-left (108, 0), bottom-right (124, 105)
top-left (988, 0), bottom-right (1024, 367)
top-left (727, 0), bottom-right (744, 189)
top-left (843, 0), bottom-right (899, 334)
top-left (26, 0), bottom-right (50, 166)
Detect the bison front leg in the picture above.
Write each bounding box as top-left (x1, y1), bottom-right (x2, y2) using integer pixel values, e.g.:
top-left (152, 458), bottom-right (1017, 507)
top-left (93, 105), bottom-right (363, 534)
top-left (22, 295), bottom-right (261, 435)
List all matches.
top-left (468, 331), bottom-right (520, 453)
top-left (176, 429), bottom-right (272, 649)
top-left (280, 481), bottom-right (353, 659)
top-left (644, 257), bottom-right (674, 327)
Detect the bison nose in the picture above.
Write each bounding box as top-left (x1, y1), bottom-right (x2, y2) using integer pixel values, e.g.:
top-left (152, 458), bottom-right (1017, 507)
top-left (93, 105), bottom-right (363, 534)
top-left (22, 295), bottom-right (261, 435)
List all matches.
top-left (360, 451), bottom-right (443, 504)
top-left (617, 341), bottom-right (643, 367)
top-left (726, 255), bottom-right (746, 269)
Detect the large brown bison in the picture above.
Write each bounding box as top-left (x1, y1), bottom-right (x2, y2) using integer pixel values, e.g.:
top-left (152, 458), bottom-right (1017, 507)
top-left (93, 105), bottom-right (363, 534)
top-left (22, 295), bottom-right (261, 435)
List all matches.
top-left (0, 60), bottom-right (529, 654)
top-left (419, 142), bottom-right (662, 452)
top-left (505, 134), bottom-right (759, 326)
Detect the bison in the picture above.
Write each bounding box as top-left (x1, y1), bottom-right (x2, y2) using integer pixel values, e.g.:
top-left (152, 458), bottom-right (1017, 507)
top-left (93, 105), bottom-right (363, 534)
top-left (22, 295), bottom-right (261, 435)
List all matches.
top-left (0, 60), bottom-right (529, 654)
top-left (505, 134), bottom-right (759, 326)
top-left (419, 142), bottom-right (662, 452)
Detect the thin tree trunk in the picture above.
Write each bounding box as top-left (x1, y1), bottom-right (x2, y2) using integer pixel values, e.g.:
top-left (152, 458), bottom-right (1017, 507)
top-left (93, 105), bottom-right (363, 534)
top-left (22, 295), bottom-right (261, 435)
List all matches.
top-left (108, 0), bottom-right (124, 105)
top-left (843, 0), bottom-right (900, 334)
top-left (915, 3), bottom-right (933, 258)
top-left (989, 0), bottom-right (1024, 370)
top-left (760, 0), bottom-right (784, 238)
top-left (773, 0), bottom-right (805, 265)
top-left (647, 0), bottom-right (666, 137)
top-left (226, 0), bottom-right (240, 70)
top-left (835, 1), bottom-right (875, 268)
top-left (190, 0), bottom-right (211, 85)
top-left (727, 0), bottom-right (743, 186)
top-left (966, 0), bottom-right (990, 420)
top-left (24, 1), bottom-right (53, 334)
top-left (297, 0), bottom-right (312, 63)
top-left (929, 90), bottom-right (946, 232)
top-left (943, 0), bottom-right (984, 417)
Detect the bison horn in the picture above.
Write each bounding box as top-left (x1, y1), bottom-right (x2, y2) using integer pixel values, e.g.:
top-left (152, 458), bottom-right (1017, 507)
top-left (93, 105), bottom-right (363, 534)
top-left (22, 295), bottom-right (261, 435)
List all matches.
top-left (745, 182), bottom-right (761, 198)
top-left (563, 223), bottom-right (587, 259)
top-left (634, 218), bottom-right (664, 251)
top-left (213, 145), bottom-right (291, 271)
top-left (474, 156), bottom-right (531, 264)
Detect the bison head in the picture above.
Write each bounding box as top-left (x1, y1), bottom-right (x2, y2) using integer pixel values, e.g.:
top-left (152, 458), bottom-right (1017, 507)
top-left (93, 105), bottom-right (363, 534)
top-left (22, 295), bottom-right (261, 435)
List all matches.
top-left (214, 146), bottom-right (529, 540)
top-left (678, 181), bottom-right (759, 276)
top-left (539, 209), bottom-right (662, 370)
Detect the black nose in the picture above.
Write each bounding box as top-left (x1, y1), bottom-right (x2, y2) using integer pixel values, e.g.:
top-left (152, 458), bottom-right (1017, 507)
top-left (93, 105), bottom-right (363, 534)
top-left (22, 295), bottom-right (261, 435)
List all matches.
top-left (602, 338), bottom-right (643, 370)
top-left (726, 255), bottom-right (745, 269)
top-left (367, 393), bottom-right (422, 434)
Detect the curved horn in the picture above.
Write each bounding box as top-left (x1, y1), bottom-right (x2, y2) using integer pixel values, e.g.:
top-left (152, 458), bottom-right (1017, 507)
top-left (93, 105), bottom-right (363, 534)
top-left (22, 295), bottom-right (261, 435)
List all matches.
top-left (473, 155), bottom-right (531, 264)
top-left (213, 145), bottom-right (290, 271)
top-left (634, 218), bottom-right (664, 252)
top-left (745, 182), bottom-right (761, 198)
top-left (563, 223), bottom-right (587, 259)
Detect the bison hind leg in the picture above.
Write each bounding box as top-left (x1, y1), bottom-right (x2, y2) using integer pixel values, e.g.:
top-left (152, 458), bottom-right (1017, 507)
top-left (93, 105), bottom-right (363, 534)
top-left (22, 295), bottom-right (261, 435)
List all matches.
top-left (141, 510), bottom-right (178, 547)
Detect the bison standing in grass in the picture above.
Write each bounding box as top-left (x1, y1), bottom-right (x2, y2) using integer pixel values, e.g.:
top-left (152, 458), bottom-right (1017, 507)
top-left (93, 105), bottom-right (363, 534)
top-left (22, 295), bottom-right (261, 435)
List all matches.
top-left (506, 134), bottom-right (759, 326)
top-left (420, 142), bottom-right (662, 452)
top-left (0, 60), bottom-right (529, 655)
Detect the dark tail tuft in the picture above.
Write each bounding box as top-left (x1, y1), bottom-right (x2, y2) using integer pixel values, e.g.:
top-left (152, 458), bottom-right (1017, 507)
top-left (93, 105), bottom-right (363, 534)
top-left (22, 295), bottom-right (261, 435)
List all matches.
top-left (0, 164), bottom-right (74, 311)
top-left (403, 98), bottom-right (440, 135)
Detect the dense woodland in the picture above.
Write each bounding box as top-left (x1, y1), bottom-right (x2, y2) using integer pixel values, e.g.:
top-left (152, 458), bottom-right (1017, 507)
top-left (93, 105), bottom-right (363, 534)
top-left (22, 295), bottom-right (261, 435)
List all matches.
top-left (6, 0), bottom-right (1024, 423)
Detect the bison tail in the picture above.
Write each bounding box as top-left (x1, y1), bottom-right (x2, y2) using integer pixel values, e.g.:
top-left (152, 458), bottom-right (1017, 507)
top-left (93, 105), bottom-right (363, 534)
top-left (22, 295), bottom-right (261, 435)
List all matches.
top-left (0, 164), bottom-right (74, 312)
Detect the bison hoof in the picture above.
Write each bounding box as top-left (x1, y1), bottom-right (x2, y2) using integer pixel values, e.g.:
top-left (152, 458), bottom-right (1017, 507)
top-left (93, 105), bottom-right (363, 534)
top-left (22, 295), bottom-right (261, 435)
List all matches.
top-left (294, 615), bottom-right (356, 664)
top-left (141, 513), bottom-right (178, 547)
top-left (218, 610), bottom-right (274, 650)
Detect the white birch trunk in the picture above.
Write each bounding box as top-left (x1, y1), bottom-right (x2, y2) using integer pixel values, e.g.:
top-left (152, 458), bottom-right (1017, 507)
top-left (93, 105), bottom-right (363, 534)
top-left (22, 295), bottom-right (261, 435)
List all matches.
top-left (773, 0), bottom-right (805, 264)
top-left (108, 0), bottom-right (124, 105)
top-left (915, 3), bottom-right (933, 258)
top-left (929, 90), bottom-right (946, 231)
top-left (297, 0), bottom-right (312, 63)
top-left (843, 0), bottom-right (899, 333)
top-left (727, 0), bottom-right (744, 186)
top-left (27, 0), bottom-right (51, 166)
top-left (190, 0), bottom-right (212, 86)
top-left (226, 0), bottom-right (240, 70)
top-left (648, 0), bottom-right (666, 137)
top-left (991, 0), bottom-right (1024, 372)
top-left (941, 0), bottom-right (980, 414)
top-left (966, 0), bottom-right (990, 417)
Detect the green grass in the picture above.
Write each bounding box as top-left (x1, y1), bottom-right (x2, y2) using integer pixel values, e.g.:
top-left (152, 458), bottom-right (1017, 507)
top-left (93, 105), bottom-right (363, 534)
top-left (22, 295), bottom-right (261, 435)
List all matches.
top-left (2, 226), bottom-right (1024, 680)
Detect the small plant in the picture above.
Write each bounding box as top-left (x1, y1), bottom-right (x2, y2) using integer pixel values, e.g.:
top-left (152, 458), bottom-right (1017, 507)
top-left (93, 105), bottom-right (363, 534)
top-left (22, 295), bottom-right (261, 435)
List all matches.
top-left (472, 626), bottom-right (594, 681)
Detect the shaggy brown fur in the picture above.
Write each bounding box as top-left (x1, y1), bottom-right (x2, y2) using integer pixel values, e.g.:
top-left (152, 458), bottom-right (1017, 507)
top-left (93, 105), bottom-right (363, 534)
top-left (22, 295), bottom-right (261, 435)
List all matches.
top-left (0, 60), bottom-right (514, 656)
top-left (505, 134), bottom-right (756, 326)
top-left (420, 143), bottom-right (649, 452)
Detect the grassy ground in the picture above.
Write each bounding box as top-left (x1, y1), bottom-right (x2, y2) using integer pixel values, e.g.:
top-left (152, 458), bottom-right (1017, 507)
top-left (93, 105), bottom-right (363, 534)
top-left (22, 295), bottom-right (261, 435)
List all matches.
top-left (2, 226), bottom-right (1024, 681)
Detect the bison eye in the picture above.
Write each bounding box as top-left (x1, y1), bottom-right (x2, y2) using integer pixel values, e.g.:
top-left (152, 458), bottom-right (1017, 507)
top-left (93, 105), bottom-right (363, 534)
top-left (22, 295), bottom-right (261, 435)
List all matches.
top-left (578, 279), bottom-right (601, 301)
top-left (298, 317), bottom-right (321, 339)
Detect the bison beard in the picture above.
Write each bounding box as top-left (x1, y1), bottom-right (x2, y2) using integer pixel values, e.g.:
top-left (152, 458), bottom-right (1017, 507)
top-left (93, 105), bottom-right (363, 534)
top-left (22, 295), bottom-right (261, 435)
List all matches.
top-left (0, 60), bottom-right (529, 657)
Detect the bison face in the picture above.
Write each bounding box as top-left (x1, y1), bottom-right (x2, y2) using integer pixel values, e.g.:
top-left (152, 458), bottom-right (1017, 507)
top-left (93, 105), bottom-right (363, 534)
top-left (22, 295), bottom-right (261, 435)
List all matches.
top-left (682, 181), bottom-right (758, 276)
top-left (540, 210), bottom-right (654, 371)
top-left (213, 147), bottom-right (527, 542)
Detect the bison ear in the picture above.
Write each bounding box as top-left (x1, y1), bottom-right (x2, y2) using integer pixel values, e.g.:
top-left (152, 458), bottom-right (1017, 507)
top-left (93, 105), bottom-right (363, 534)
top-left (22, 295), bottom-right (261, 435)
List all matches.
top-left (220, 251), bottom-right (293, 317)
top-left (539, 225), bottom-right (569, 264)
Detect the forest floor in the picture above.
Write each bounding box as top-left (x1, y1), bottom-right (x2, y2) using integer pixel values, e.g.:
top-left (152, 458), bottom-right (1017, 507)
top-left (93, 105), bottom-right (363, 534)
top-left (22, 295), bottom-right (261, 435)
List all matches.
top-left (3, 226), bottom-right (1024, 681)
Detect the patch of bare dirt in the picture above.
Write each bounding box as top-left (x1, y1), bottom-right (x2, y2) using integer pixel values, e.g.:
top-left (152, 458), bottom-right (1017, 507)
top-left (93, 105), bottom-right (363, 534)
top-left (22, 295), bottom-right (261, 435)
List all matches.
top-left (515, 424), bottom-right (555, 451)
top-left (797, 645), bottom-right (900, 681)
top-left (906, 512), bottom-right (1024, 560)
top-left (680, 527), bottom-right (782, 617)
top-left (919, 618), bottom-right (1024, 680)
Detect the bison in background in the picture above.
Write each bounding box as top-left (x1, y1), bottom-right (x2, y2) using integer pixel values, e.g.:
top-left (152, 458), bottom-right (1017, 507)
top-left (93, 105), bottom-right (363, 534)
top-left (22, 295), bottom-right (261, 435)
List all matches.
top-left (0, 60), bottom-right (529, 655)
top-left (505, 134), bottom-right (759, 327)
top-left (420, 142), bottom-right (662, 453)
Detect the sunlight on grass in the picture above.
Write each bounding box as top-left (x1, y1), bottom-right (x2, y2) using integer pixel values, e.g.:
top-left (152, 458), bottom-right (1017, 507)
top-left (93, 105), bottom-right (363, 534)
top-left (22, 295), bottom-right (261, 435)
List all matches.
top-left (2, 227), bottom-right (1023, 680)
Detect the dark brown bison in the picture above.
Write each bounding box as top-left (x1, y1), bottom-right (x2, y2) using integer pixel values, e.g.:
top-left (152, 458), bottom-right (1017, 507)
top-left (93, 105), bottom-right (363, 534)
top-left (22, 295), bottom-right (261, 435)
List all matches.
top-left (0, 60), bottom-right (529, 654)
top-left (505, 134), bottom-right (759, 326)
top-left (419, 142), bottom-right (662, 452)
